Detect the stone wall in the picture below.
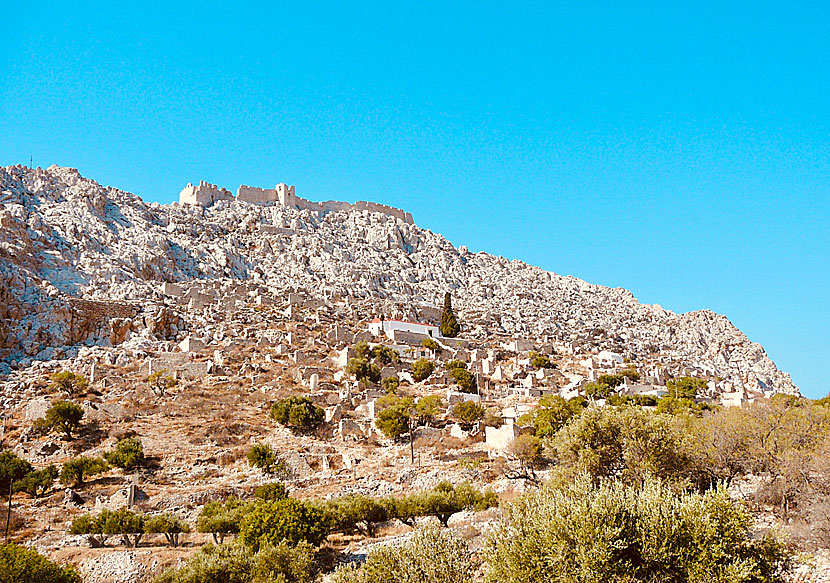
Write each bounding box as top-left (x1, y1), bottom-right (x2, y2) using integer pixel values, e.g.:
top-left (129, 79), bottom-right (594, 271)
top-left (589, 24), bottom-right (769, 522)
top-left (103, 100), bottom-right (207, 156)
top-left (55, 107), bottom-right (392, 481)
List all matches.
top-left (179, 181), bottom-right (233, 206)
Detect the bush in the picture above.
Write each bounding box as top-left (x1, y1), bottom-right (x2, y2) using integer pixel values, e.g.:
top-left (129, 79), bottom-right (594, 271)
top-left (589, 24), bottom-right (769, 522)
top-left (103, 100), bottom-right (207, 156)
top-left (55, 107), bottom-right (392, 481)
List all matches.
top-left (666, 376), bottom-right (707, 399)
top-left (197, 497), bottom-right (250, 544)
top-left (346, 357), bottom-right (381, 385)
top-left (148, 371), bottom-right (178, 396)
top-left (14, 464), bottom-right (58, 498)
top-left (444, 359), bottom-right (467, 371)
top-left (0, 543), bottom-right (81, 583)
top-left (619, 367), bottom-right (640, 381)
top-left (551, 406), bottom-right (694, 488)
top-left (517, 395), bottom-right (584, 438)
top-left (382, 376), bottom-right (399, 394)
top-left (371, 345), bottom-right (401, 365)
top-left (485, 476), bottom-right (789, 583)
top-left (246, 444), bottom-right (288, 476)
top-left (452, 401), bottom-right (484, 427)
top-left (154, 540), bottom-right (318, 583)
top-left (103, 437), bottom-right (144, 470)
top-left (529, 352), bottom-right (553, 370)
top-left (239, 498), bottom-right (328, 551)
top-left (59, 456), bottom-right (109, 487)
top-left (37, 401), bottom-right (84, 440)
top-left (507, 434), bottom-right (543, 481)
top-left (375, 398), bottom-right (414, 439)
top-left (254, 482), bottom-right (288, 501)
top-left (0, 451), bottom-right (33, 495)
top-left (49, 371), bottom-right (88, 396)
top-left (332, 524), bottom-right (473, 583)
top-left (411, 358), bottom-right (435, 382)
top-left (145, 513), bottom-right (190, 547)
top-left (449, 368), bottom-right (476, 393)
top-left (270, 397), bottom-right (324, 432)
top-left (415, 395), bottom-right (445, 425)
top-left (422, 338), bottom-right (440, 352)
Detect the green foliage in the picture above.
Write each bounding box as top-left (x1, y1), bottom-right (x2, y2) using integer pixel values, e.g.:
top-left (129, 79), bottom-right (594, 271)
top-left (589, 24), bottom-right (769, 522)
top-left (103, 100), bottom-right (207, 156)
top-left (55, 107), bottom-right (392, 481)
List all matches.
top-left (353, 341), bottom-right (371, 359)
top-left (414, 481), bottom-right (496, 526)
top-left (197, 497), bottom-right (250, 544)
top-left (656, 395), bottom-right (714, 416)
top-left (552, 406), bottom-right (695, 488)
top-left (346, 357), bottom-right (381, 385)
top-left (247, 444), bottom-right (288, 476)
top-left (0, 451), bottom-right (33, 495)
top-left (421, 338), bottom-right (440, 351)
top-left (322, 494), bottom-right (390, 537)
top-left (14, 464), bottom-right (58, 498)
top-left (59, 456), bottom-right (109, 487)
top-left (154, 540), bottom-right (318, 583)
top-left (254, 482), bottom-right (288, 502)
top-left (452, 401), bottom-right (484, 427)
top-left (270, 397), bottom-right (324, 432)
top-left (371, 345), bottom-right (401, 365)
top-left (596, 374), bottom-right (624, 388)
top-left (411, 358), bottom-right (435, 382)
top-left (145, 513), bottom-right (190, 547)
top-left (529, 352), bottom-right (553, 370)
top-left (485, 476), bottom-right (789, 583)
top-left (667, 376), bottom-right (707, 399)
top-left (71, 508), bottom-right (146, 547)
top-left (444, 359), bottom-right (467, 371)
top-left (49, 371), bottom-right (88, 396)
top-left (509, 434), bottom-right (543, 471)
top-left (517, 395), bottom-right (585, 438)
top-left (584, 381), bottom-right (613, 400)
top-left (414, 395), bottom-right (445, 425)
top-left (449, 368), bottom-right (476, 393)
top-left (38, 400), bottom-right (84, 440)
top-left (382, 376), bottom-right (399, 394)
top-left (439, 292), bottom-right (461, 338)
top-left (375, 397), bottom-right (414, 439)
top-left (103, 437), bottom-right (144, 470)
top-left (148, 371), bottom-right (178, 396)
top-left (0, 543), bottom-right (82, 583)
top-left (332, 524), bottom-right (474, 583)
top-left (239, 498), bottom-right (328, 551)
top-left (607, 394), bottom-right (658, 407)
top-left (619, 366), bottom-right (641, 381)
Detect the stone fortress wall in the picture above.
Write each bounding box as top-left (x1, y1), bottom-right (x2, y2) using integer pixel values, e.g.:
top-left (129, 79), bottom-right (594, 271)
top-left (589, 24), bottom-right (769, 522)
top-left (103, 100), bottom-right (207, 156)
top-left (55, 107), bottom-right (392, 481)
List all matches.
top-left (182, 181), bottom-right (413, 224)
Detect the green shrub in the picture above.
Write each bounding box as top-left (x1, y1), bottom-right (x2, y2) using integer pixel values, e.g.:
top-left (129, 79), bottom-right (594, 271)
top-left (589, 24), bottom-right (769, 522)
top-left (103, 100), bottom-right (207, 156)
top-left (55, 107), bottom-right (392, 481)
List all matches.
top-left (375, 397), bottom-right (414, 439)
top-left (371, 345), bottom-right (401, 365)
top-left (517, 395), bottom-right (584, 438)
top-left (0, 543), bottom-right (81, 583)
top-left (452, 401), bottom-right (484, 427)
top-left (382, 376), bottom-right (400, 394)
top-left (450, 368), bottom-right (476, 393)
top-left (103, 437), bottom-right (144, 470)
top-left (666, 376), bottom-right (707, 399)
top-left (254, 482), bottom-right (288, 501)
top-left (154, 540), bottom-right (318, 583)
top-left (332, 524), bottom-right (473, 583)
top-left (14, 464), bottom-right (58, 497)
top-left (415, 395), bottom-right (444, 425)
top-left (37, 401), bottom-right (84, 440)
top-left (411, 358), bottom-right (435, 382)
top-left (49, 371), bottom-right (88, 396)
top-left (59, 456), bottom-right (109, 487)
top-left (322, 493), bottom-right (390, 537)
top-left (145, 513), bottom-right (190, 547)
top-left (485, 476), bottom-right (789, 583)
top-left (551, 406), bottom-right (694, 488)
top-left (444, 359), bottom-right (467, 371)
top-left (239, 498), bottom-right (328, 551)
top-left (346, 357), bottom-right (381, 384)
top-left (0, 451), bottom-right (33, 495)
top-left (197, 497), bottom-right (250, 544)
top-left (529, 352), bottom-right (553, 370)
top-left (246, 444), bottom-right (288, 476)
top-left (619, 367), bottom-right (641, 381)
top-left (70, 508), bottom-right (145, 547)
top-left (147, 371), bottom-right (178, 396)
top-left (422, 338), bottom-right (440, 352)
top-left (270, 397), bottom-right (324, 432)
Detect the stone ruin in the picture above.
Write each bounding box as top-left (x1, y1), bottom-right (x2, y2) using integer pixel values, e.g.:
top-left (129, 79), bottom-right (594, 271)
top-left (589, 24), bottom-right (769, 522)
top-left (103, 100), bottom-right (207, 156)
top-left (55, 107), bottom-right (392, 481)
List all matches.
top-left (180, 180), bottom-right (414, 224)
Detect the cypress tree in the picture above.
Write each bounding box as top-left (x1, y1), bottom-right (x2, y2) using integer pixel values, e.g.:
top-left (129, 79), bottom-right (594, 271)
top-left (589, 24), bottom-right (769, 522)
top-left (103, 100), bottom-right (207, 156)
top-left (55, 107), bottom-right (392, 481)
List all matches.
top-left (440, 292), bottom-right (460, 337)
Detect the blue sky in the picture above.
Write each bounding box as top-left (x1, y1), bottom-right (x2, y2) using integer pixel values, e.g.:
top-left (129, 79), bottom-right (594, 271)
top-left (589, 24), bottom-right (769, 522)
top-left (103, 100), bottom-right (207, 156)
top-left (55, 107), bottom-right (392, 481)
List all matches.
top-left (1, 1), bottom-right (827, 397)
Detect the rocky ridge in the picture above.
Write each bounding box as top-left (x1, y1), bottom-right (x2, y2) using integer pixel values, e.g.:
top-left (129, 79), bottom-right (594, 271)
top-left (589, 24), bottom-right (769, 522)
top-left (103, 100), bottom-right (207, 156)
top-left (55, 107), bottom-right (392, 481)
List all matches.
top-left (0, 164), bottom-right (797, 395)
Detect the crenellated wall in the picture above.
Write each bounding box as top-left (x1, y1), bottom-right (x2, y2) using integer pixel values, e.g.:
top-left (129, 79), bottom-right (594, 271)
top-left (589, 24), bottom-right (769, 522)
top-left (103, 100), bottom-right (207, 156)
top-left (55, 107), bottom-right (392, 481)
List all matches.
top-left (179, 181), bottom-right (233, 206)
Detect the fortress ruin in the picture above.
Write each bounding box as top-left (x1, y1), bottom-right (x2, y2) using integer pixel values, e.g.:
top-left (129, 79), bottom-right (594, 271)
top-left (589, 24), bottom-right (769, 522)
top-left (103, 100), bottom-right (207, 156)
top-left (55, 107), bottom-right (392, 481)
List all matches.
top-left (180, 181), bottom-right (413, 224)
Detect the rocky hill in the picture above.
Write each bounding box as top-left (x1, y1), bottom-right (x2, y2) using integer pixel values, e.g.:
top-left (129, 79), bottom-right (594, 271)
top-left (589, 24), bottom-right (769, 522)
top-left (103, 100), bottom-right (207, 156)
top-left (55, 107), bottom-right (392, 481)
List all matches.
top-left (0, 164), bottom-right (796, 395)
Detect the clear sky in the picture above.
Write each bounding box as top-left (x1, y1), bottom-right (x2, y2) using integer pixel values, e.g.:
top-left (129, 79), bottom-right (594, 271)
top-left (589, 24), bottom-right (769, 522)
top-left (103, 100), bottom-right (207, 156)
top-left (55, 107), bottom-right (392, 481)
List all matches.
top-left (1, 1), bottom-right (827, 397)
